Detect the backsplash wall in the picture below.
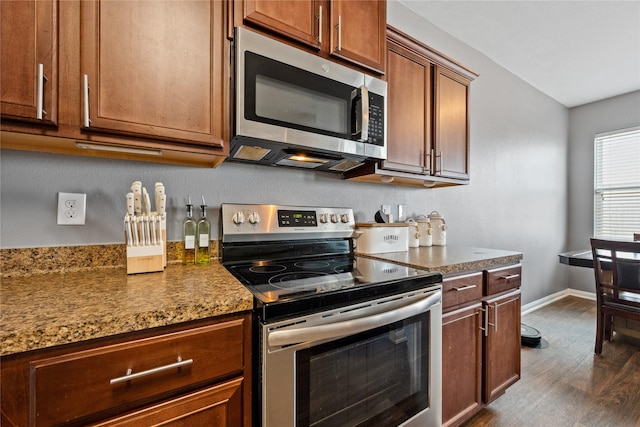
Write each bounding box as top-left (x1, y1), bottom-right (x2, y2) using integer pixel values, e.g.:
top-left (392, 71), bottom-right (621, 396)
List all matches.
top-left (0, 1), bottom-right (569, 306)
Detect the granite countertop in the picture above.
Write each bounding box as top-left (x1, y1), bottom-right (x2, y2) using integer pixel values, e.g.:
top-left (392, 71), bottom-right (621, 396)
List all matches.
top-left (1, 244), bottom-right (522, 357)
top-left (0, 262), bottom-right (253, 356)
top-left (358, 245), bottom-right (523, 275)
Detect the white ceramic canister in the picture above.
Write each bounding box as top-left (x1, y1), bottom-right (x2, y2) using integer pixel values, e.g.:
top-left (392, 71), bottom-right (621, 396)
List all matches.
top-left (428, 211), bottom-right (446, 246)
top-left (406, 219), bottom-right (420, 248)
top-left (415, 215), bottom-right (432, 247)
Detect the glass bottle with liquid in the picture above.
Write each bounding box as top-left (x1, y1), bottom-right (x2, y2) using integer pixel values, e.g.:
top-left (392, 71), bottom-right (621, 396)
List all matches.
top-left (196, 196), bottom-right (211, 265)
top-left (182, 197), bottom-right (196, 265)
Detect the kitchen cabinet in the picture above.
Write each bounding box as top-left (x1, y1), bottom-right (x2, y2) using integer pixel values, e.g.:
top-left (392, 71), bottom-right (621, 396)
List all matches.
top-left (483, 266), bottom-right (522, 403)
top-left (1, 0), bottom-right (229, 168)
top-left (441, 264), bottom-right (522, 427)
top-left (442, 272), bottom-right (483, 427)
top-left (81, 0), bottom-right (226, 147)
top-left (345, 26), bottom-right (477, 188)
top-left (0, 313), bottom-right (252, 427)
top-left (0, 0), bottom-right (57, 125)
top-left (232, 0), bottom-right (386, 74)
top-left (89, 380), bottom-right (244, 426)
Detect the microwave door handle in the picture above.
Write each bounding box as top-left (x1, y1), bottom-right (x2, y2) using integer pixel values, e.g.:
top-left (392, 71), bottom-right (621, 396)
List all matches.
top-left (360, 85), bottom-right (369, 142)
top-left (267, 290), bottom-right (441, 348)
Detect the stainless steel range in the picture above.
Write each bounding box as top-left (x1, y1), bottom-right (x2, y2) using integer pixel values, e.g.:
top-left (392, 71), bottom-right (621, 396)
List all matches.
top-left (220, 204), bottom-right (443, 427)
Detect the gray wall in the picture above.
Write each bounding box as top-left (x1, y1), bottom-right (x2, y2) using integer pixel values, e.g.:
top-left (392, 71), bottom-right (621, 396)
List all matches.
top-left (566, 90), bottom-right (640, 293)
top-left (0, 1), bottom-right (570, 306)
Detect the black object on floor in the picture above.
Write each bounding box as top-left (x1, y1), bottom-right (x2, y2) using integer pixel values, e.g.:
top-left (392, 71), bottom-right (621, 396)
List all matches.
top-left (521, 323), bottom-right (548, 349)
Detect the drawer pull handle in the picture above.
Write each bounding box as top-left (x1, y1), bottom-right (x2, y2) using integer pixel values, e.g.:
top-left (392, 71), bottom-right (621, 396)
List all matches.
top-left (453, 284), bottom-right (477, 291)
top-left (109, 356), bottom-right (193, 385)
top-left (501, 274), bottom-right (520, 280)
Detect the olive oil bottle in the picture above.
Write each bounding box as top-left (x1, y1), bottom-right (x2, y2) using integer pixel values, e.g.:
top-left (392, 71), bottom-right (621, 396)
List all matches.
top-left (196, 196), bottom-right (211, 265)
top-left (182, 197), bottom-right (196, 265)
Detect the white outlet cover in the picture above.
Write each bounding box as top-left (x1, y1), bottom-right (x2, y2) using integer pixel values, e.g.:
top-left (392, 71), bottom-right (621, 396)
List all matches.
top-left (57, 192), bottom-right (86, 225)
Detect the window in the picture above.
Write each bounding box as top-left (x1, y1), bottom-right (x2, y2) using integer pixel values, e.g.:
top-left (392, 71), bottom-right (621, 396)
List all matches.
top-left (594, 126), bottom-right (640, 240)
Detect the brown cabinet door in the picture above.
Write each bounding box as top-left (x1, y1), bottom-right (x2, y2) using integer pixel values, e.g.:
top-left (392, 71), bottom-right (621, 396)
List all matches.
top-left (242, 0), bottom-right (320, 49)
top-left (81, 0), bottom-right (226, 147)
top-left (384, 38), bottom-right (431, 174)
top-left (90, 378), bottom-right (244, 427)
top-left (0, 0), bottom-right (57, 125)
top-left (442, 303), bottom-right (483, 427)
top-left (483, 290), bottom-right (521, 404)
top-left (434, 65), bottom-right (470, 180)
top-left (329, 0), bottom-right (386, 73)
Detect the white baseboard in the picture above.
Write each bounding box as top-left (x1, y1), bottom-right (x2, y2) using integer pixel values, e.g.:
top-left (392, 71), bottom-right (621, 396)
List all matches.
top-left (521, 288), bottom-right (596, 316)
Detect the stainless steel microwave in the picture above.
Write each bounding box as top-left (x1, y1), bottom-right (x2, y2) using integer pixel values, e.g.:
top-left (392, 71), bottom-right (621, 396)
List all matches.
top-left (230, 27), bottom-right (387, 173)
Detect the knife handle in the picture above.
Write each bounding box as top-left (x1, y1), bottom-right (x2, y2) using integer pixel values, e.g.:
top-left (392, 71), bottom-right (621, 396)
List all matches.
top-left (143, 189), bottom-right (151, 215)
top-left (126, 193), bottom-right (135, 216)
top-left (158, 194), bottom-right (166, 216)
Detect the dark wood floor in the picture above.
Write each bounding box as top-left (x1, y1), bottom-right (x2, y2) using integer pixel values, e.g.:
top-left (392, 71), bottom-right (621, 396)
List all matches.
top-left (462, 296), bottom-right (640, 427)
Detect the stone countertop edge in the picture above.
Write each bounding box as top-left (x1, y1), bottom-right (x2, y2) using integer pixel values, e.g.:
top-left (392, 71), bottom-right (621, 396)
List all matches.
top-left (357, 245), bottom-right (523, 275)
top-left (0, 262), bottom-right (253, 356)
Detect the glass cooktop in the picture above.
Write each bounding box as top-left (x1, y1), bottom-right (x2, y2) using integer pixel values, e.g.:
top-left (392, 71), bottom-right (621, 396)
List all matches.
top-left (225, 255), bottom-right (442, 322)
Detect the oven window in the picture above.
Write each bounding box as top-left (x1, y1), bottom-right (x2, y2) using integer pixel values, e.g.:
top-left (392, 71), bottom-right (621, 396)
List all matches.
top-left (296, 313), bottom-right (429, 427)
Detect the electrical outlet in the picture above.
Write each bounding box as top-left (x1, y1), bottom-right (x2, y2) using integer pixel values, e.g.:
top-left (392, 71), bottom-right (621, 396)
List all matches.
top-left (57, 192), bottom-right (86, 225)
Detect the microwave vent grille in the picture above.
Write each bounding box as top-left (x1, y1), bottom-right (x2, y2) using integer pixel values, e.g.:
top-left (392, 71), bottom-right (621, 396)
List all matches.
top-left (234, 145), bottom-right (271, 161)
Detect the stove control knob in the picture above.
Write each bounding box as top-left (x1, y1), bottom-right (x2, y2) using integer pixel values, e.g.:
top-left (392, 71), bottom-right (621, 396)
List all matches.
top-left (319, 213), bottom-right (329, 223)
top-left (340, 213), bottom-right (350, 223)
top-left (330, 213), bottom-right (339, 223)
top-left (248, 212), bottom-right (261, 225)
top-left (232, 211), bottom-right (245, 225)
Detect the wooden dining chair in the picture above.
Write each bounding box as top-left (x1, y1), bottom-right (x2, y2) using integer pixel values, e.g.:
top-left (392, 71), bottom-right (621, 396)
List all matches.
top-left (590, 238), bottom-right (640, 354)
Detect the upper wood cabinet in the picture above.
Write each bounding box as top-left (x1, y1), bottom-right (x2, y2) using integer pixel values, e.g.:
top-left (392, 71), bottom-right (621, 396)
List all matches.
top-left (384, 32), bottom-right (432, 174)
top-left (0, 0), bottom-right (57, 125)
top-left (345, 26), bottom-right (477, 188)
top-left (233, 0), bottom-right (386, 74)
top-left (434, 65), bottom-right (471, 180)
top-left (242, 0), bottom-right (320, 49)
top-left (81, 0), bottom-right (226, 147)
top-left (1, 0), bottom-right (229, 168)
top-left (328, 0), bottom-right (386, 73)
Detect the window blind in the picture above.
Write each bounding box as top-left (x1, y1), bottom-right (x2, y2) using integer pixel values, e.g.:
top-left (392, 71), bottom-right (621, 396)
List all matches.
top-left (594, 126), bottom-right (640, 240)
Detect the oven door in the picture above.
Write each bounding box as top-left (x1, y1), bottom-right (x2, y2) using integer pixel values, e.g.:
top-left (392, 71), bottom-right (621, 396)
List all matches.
top-left (262, 287), bottom-right (442, 427)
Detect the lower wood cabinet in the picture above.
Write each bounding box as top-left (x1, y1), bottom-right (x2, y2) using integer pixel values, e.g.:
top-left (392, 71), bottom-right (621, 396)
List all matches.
top-left (483, 289), bottom-right (521, 404)
top-left (442, 303), bottom-right (483, 426)
top-left (442, 264), bottom-right (522, 427)
top-left (89, 378), bottom-right (244, 427)
top-left (0, 312), bottom-right (252, 427)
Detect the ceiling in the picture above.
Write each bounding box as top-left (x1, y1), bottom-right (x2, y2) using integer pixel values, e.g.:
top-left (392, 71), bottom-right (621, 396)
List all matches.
top-left (398, 0), bottom-right (640, 108)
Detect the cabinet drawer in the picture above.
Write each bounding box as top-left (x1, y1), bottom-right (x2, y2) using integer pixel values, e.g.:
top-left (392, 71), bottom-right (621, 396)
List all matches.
top-left (484, 264), bottom-right (522, 295)
top-left (30, 319), bottom-right (245, 426)
top-left (442, 272), bottom-right (483, 309)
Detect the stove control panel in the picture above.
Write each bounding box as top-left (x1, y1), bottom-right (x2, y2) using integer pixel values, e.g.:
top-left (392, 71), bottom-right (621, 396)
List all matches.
top-left (278, 210), bottom-right (317, 227)
top-left (221, 203), bottom-right (355, 242)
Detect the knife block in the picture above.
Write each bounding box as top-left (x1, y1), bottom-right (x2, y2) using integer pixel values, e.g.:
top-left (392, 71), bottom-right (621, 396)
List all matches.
top-left (126, 245), bottom-right (164, 274)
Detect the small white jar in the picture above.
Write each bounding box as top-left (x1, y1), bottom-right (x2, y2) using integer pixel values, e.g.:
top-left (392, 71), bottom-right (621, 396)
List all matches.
top-left (428, 211), bottom-right (447, 246)
top-left (415, 216), bottom-right (433, 247)
top-left (406, 219), bottom-right (421, 248)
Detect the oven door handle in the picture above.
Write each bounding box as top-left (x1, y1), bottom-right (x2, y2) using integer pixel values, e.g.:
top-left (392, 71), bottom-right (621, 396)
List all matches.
top-left (268, 290), bottom-right (441, 348)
